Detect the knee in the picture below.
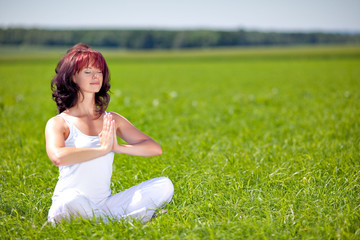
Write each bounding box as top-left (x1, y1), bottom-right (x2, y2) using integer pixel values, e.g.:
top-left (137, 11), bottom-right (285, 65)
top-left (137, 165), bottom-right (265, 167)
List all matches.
top-left (158, 177), bottom-right (174, 203)
top-left (48, 189), bottom-right (93, 222)
top-left (61, 190), bottom-right (91, 214)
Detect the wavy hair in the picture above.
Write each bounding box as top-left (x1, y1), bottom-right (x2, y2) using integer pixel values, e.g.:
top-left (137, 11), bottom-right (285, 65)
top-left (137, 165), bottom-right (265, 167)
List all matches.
top-left (51, 43), bottom-right (110, 114)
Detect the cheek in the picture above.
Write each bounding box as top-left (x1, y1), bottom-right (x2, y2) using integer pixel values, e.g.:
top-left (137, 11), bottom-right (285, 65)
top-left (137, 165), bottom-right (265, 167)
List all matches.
top-left (73, 73), bottom-right (82, 84)
top-left (73, 73), bottom-right (87, 85)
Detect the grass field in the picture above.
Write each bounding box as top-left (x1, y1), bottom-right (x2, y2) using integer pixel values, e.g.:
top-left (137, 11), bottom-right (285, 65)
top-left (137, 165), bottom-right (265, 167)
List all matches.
top-left (0, 45), bottom-right (359, 239)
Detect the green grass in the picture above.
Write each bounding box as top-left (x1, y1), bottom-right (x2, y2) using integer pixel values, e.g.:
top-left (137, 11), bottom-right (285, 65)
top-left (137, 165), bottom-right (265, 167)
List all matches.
top-left (0, 45), bottom-right (359, 239)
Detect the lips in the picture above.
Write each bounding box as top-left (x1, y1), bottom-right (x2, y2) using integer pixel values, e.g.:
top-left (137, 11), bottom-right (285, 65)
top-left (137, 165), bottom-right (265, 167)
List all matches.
top-left (90, 82), bottom-right (100, 85)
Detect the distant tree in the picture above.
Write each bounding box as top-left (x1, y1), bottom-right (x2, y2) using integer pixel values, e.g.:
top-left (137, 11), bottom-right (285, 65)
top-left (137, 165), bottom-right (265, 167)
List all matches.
top-left (0, 28), bottom-right (359, 49)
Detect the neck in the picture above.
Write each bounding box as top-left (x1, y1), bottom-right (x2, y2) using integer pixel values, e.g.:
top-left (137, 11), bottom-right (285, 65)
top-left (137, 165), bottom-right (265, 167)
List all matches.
top-left (69, 92), bottom-right (100, 117)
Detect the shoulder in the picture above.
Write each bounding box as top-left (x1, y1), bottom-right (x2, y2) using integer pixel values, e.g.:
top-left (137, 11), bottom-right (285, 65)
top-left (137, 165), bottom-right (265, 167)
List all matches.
top-left (107, 111), bottom-right (133, 126)
top-left (46, 115), bottom-right (65, 127)
top-left (107, 111), bottom-right (128, 122)
top-left (45, 115), bottom-right (69, 135)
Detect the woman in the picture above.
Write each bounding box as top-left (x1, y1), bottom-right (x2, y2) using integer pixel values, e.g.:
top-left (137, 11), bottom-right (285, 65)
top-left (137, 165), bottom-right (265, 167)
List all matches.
top-left (45, 43), bottom-right (174, 224)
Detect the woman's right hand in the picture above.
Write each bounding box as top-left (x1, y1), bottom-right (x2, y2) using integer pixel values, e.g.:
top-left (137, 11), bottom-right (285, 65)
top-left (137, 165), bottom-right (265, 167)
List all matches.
top-left (99, 112), bottom-right (115, 153)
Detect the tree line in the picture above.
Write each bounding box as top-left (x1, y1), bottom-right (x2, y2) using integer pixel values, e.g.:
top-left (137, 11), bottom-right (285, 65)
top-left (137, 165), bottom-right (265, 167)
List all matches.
top-left (1, 28), bottom-right (359, 49)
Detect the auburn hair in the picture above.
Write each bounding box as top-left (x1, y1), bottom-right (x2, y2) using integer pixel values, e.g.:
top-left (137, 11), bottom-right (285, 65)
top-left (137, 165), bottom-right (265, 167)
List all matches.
top-left (51, 43), bottom-right (110, 114)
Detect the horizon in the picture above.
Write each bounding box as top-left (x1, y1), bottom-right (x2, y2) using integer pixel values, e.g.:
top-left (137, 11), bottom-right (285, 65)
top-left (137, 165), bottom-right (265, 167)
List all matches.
top-left (1, 25), bottom-right (359, 35)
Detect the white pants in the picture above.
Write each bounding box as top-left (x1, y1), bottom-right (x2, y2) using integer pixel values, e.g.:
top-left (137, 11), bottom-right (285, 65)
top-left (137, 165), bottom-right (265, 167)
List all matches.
top-left (48, 177), bottom-right (174, 224)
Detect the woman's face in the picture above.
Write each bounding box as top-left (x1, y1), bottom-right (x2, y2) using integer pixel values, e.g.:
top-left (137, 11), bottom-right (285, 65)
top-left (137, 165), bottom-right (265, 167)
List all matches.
top-left (73, 66), bottom-right (103, 93)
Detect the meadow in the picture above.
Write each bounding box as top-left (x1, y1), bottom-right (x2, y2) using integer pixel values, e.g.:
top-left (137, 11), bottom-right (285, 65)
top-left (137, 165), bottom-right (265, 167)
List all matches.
top-left (0, 45), bottom-right (359, 239)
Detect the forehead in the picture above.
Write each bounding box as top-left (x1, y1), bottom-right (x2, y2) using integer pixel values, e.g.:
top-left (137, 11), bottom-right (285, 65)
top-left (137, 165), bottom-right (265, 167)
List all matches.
top-left (74, 51), bottom-right (106, 72)
top-left (83, 66), bottom-right (101, 69)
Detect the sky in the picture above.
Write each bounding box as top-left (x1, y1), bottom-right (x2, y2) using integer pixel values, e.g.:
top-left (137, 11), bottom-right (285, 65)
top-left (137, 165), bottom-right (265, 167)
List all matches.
top-left (0, 0), bottom-right (359, 33)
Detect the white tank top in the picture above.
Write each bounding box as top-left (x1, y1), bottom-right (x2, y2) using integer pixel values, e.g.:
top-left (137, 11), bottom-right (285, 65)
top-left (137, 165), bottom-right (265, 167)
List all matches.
top-left (52, 114), bottom-right (114, 205)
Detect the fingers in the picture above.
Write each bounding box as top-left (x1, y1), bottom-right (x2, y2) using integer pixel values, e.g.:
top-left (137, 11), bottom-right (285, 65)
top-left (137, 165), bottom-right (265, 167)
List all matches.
top-left (100, 112), bottom-right (110, 137)
top-left (104, 113), bottom-right (115, 136)
top-left (104, 112), bottom-right (110, 131)
top-left (99, 112), bottom-right (115, 153)
top-left (103, 112), bottom-right (112, 132)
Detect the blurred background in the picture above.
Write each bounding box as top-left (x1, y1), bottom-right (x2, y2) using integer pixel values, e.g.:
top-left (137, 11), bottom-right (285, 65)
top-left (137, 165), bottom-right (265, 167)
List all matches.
top-left (0, 0), bottom-right (359, 49)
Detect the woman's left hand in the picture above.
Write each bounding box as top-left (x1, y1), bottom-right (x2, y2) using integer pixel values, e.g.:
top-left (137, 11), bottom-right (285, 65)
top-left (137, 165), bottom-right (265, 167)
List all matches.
top-left (110, 112), bottom-right (162, 156)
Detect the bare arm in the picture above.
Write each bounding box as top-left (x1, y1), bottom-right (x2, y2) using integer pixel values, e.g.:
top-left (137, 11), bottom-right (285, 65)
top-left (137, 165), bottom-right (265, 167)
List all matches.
top-left (45, 114), bottom-right (115, 166)
top-left (110, 112), bottom-right (162, 157)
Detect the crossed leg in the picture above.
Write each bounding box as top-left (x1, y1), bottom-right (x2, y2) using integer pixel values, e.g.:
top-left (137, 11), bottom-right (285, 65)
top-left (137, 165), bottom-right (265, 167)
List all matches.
top-left (48, 177), bottom-right (174, 224)
top-left (102, 177), bottom-right (174, 223)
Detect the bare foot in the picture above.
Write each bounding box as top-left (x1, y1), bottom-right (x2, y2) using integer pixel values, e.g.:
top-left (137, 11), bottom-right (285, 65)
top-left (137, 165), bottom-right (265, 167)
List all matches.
top-left (152, 209), bottom-right (168, 219)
